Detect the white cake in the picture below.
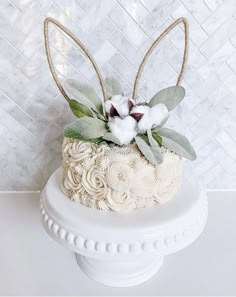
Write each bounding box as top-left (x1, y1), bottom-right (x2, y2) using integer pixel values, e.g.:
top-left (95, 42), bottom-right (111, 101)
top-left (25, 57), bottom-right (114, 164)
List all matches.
top-left (61, 137), bottom-right (182, 212)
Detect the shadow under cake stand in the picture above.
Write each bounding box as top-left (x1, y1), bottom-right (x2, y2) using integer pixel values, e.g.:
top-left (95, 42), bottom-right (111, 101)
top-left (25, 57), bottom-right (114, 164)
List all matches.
top-left (40, 167), bottom-right (208, 287)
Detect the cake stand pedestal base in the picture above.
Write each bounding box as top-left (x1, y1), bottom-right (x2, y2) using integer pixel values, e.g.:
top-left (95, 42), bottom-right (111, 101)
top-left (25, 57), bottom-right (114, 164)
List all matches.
top-left (40, 167), bottom-right (208, 287)
top-left (76, 254), bottom-right (164, 287)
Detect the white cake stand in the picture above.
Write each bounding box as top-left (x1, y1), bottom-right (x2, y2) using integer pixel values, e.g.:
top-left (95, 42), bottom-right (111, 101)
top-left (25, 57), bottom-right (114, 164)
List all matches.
top-left (40, 167), bottom-right (208, 287)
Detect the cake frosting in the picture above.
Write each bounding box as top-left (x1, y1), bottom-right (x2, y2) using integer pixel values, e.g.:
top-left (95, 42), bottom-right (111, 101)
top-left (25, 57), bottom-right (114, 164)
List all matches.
top-left (61, 138), bottom-right (182, 212)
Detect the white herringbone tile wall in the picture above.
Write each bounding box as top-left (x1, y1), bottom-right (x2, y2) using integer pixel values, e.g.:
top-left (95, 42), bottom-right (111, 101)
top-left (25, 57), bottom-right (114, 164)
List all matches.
top-left (0, 0), bottom-right (236, 190)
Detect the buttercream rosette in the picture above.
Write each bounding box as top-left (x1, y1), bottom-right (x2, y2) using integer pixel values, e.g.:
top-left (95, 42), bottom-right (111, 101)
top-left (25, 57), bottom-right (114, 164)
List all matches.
top-left (61, 138), bottom-right (182, 212)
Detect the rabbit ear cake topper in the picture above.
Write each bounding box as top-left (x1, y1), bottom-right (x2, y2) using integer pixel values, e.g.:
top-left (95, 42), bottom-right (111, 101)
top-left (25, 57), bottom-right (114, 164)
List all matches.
top-left (43, 17), bottom-right (196, 212)
top-left (44, 17), bottom-right (107, 101)
top-left (44, 17), bottom-right (189, 101)
top-left (133, 17), bottom-right (189, 98)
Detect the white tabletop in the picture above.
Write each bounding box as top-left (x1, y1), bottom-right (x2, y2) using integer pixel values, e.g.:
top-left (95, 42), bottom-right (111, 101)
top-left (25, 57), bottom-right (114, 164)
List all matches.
top-left (0, 191), bottom-right (235, 296)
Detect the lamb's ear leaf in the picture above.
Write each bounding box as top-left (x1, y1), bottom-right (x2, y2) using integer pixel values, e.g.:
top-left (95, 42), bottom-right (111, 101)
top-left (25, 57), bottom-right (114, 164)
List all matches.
top-left (65, 80), bottom-right (97, 111)
top-left (63, 130), bottom-right (102, 143)
top-left (65, 79), bottom-right (103, 114)
top-left (152, 133), bottom-right (162, 146)
top-left (135, 136), bottom-right (163, 165)
top-left (102, 132), bottom-right (122, 146)
top-left (137, 133), bottom-right (149, 144)
top-left (105, 76), bottom-right (123, 99)
top-left (91, 108), bottom-right (107, 121)
top-left (157, 128), bottom-right (197, 160)
top-left (148, 86), bottom-right (185, 111)
top-left (69, 100), bottom-right (93, 118)
top-left (64, 117), bottom-right (107, 140)
top-left (147, 130), bottom-right (163, 164)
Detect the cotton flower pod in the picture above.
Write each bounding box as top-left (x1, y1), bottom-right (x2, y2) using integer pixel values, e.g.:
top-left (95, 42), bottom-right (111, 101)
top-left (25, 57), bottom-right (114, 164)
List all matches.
top-left (108, 115), bottom-right (137, 145)
top-left (104, 100), bottom-right (113, 114)
top-left (130, 105), bottom-right (152, 133)
top-left (107, 95), bottom-right (134, 117)
top-left (104, 100), bottom-right (119, 117)
top-left (129, 105), bottom-right (144, 121)
top-left (150, 103), bottom-right (169, 126)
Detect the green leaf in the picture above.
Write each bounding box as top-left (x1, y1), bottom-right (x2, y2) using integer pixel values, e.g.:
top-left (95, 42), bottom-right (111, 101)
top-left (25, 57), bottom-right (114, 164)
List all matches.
top-left (102, 132), bottom-right (122, 145)
top-left (157, 128), bottom-right (197, 160)
top-left (69, 99), bottom-right (93, 118)
top-left (65, 79), bottom-right (104, 114)
top-left (135, 136), bottom-right (163, 166)
top-left (152, 133), bottom-right (162, 146)
top-left (137, 133), bottom-right (149, 144)
top-left (64, 117), bottom-right (107, 140)
top-left (147, 130), bottom-right (163, 164)
top-left (105, 76), bottom-right (123, 99)
top-left (148, 86), bottom-right (185, 111)
top-left (91, 109), bottom-right (107, 121)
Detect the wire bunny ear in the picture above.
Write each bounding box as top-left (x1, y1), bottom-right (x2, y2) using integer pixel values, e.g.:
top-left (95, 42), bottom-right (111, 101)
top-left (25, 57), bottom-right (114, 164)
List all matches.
top-left (43, 17), bottom-right (107, 101)
top-left (132, 17), bottom-right (189, 99)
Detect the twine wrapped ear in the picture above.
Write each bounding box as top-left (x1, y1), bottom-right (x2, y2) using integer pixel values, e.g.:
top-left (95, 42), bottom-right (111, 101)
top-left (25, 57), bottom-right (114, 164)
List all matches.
top-left (43, 17), bottom-right (107, 101)
top-left (132, 17), bottom-right (189, 99)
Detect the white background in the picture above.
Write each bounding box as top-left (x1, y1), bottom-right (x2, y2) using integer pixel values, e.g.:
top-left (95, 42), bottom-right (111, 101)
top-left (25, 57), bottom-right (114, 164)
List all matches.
top-left (0, 0), bottom-right (236, 190)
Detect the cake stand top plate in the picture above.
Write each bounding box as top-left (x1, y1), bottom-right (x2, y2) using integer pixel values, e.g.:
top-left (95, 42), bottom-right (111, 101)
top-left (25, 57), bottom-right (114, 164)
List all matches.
top-left (41, 167), bottom-right (207, 258)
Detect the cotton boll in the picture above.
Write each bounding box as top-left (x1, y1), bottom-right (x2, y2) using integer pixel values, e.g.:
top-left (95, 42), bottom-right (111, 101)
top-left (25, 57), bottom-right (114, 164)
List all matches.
top-left (130, 105), bottom-right (149, 115)
top-left (137, 114), bottom-right (153, 132)
top-left (150, 103), bottom-right (169, 126)
top-left (108, 116), bottom-right (137, 145)
top-left (104, 100), bottom-right (113, 114)
top-left (110, 95), bottom-right (132, 117)
top-left (105, 100), bottom-right (119, 117)
top-left (131, 105), bottom-right (152, 133)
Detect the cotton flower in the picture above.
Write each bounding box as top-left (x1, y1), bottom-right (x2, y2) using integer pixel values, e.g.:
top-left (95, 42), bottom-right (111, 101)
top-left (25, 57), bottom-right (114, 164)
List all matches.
top-left (150, 103), bottom-right (169, 126)
top-left (105, 95), bottom-right (134, 117)
top-left (108, 115), bottom-right (137, 145)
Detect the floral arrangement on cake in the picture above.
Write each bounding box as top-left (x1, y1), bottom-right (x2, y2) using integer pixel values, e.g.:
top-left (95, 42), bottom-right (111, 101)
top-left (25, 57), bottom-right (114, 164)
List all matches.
top-left (63, 77), bottom-right (196, 165)
top-left (44, 17), bottom-right (196, 212)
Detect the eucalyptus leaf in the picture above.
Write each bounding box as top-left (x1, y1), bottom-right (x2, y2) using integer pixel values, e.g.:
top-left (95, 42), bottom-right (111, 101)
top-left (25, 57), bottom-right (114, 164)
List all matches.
top-left (69, 99), bottom-right (93, 118)
top-left (65, 79), bottom-right (104, 114)
top-left (64, 117), bottom-right (107, 140)
top-left (105, 76), bottom-right (123, 99)
top-left (102, 132), bottom-right (122, 145)
top-left (148, 86), bottom-right (185, 111)
top-left (157, 128), bottom-right (197, 160)
top-left (135, 136), bottom-right (163, 166)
